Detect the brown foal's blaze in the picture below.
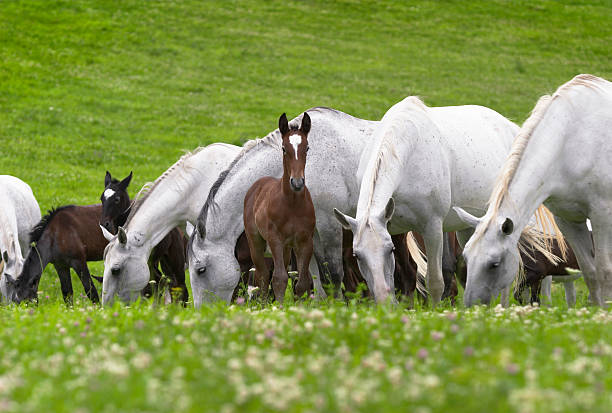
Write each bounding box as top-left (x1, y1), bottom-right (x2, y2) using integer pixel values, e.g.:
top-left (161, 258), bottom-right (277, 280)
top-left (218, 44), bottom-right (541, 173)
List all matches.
top-left (279, 112), bottom-right (311, 192)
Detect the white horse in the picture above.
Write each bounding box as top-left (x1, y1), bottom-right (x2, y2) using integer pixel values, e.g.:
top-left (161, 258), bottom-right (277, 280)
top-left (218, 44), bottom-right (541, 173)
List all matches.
top-left (456, 74), bottom-right (612, 306)
top-left (0, 175), bottom-right (41, 300)
top-left (332, 97), bottom-right (522, 304)
top-left (100, 143), bottom-right (240, 304)
top-left (188, 108), bottom-right (380, 307)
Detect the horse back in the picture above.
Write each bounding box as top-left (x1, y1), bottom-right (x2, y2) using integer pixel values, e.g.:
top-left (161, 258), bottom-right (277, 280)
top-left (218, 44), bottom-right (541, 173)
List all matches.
top-left (47, 204), bottom-right (108, 262)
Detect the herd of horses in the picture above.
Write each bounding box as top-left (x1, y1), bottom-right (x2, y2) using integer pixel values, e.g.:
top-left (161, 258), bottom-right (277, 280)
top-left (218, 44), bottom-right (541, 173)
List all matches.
top-left (1, 74), bottom-right (611, 309)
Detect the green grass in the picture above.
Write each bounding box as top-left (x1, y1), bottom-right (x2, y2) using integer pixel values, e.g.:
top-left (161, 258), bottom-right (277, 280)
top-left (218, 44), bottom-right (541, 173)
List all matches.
top-left (1, 0), bottom-right (612, 411)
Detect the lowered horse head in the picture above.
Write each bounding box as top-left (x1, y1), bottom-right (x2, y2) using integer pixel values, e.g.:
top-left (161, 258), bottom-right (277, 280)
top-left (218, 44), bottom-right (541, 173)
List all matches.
top-left (334, 198), bottom-right (397, 303)
top-left (100, 225), bottom-right (150, 305)
top-left (279, 112), bottom-right (311, 192)
top-left (0, 243), bottom-right (25, 301)
top-left (100, 171), bottom-right (132, 234)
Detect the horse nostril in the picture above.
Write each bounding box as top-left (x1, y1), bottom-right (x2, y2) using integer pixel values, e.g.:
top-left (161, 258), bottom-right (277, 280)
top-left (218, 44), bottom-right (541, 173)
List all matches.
top-left (111, 267), bottom-right (120, 276)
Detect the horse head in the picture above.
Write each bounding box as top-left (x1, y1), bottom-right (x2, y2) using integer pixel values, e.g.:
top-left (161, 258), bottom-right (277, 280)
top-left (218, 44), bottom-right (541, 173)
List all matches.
top-left (100, 171), bottom-right (132, 234)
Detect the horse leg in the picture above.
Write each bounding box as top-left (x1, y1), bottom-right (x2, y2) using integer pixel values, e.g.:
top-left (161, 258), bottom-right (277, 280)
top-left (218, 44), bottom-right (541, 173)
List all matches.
top-left (441, 232), bottom-right (456, 302)
top-left (71, 260), bottom-right (99, 303)
top-left (294, 239), bottom-right (314, 298)
top-left (589, 214), bottom-right (612, 305)
top-left (268, 238), bottom-right (288, 304)
top-left (540, 276), bottom-right (552, 306)
top-left (54, 263), bottom-right (73, 304)
top-left (313, 223), bottom-right (344, 297)
top-left (245, 231), bottom-right (269, 301)
top-left (423, 220), bottom-right (444, 306)
top-left (500, 286), bottom-right (510, 308)
top-left (563, 279), bottom-right (577, 308)
top-left (555, 217), bottom-right (598, 305)
top-left (391, 233), bottom-right (416, 300)
top-left (160, 255), bottom-right (188, 306)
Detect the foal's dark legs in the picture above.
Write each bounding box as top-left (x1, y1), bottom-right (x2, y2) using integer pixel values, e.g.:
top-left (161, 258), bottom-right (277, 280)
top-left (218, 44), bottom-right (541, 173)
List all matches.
top-left (269, 240), bottom-right (288, 303)
top-left (54, 263), bottom-right (73, 304)
top-left (246, 233), bottom-right (270, 300)
top-left (294, 240), bottom-right (314, 298)
top-left (71, 260), bottom-right (99, 303)
top-left (160, 256), bottom-right (188, 305)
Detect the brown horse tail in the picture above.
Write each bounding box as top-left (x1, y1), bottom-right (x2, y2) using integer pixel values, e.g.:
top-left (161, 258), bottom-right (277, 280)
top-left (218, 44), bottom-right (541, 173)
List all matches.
top-left (406, 232), bottom-right (428, 297)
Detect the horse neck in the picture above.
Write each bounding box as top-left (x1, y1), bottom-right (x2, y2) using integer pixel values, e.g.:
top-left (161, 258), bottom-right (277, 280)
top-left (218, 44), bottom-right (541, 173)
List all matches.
top-left (355, 120), bottom-right (415, 222)
top-left (127, 165), bottom-right (204, 248)
top-left (205, 145), bottom-right (282, 244)
top-left (499, 100), bottom-right (571, 229)
top-left (20, 234), bottom-right (51, 283)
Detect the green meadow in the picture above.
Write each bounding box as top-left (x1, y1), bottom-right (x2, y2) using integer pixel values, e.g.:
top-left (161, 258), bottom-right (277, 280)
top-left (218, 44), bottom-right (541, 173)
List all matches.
top-left (1, 0), bottom-right (612, 411)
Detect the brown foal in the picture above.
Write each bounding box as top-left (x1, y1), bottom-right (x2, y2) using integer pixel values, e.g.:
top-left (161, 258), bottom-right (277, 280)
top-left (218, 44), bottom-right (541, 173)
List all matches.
top-left (243, 113), bottom-right (316, 303)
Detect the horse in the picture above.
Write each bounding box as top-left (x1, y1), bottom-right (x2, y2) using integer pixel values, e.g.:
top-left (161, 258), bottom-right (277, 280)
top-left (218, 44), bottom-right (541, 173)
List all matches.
top-left (10, 205), bottom-right (106, 303)
top-left (100, 143), bottom-right (241, 304)
top-left (332, 96), bottom-right (525, 305)
top-left (0, 176), bottom-right (41, 301)
top-left (188, 108), bottom-right (381, 307)
top-left (455, 74), bottom-right (612, 306)
top-left (99, 171), bottom-right (189, 304)
top-left (243, 113), bottom-right (316, 303)
top-left (514, 239), bottom-right (580, 305)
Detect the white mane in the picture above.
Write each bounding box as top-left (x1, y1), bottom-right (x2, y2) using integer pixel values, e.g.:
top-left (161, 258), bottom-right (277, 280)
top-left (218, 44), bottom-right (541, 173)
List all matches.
top-left (126, 143), bottom-right (236, 224)
top-left (356, 96), bottom-right (428, 240)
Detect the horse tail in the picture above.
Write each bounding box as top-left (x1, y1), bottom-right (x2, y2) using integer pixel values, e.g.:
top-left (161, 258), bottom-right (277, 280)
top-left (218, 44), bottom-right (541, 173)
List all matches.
top-left (406, 232), bottom-right (428, 297)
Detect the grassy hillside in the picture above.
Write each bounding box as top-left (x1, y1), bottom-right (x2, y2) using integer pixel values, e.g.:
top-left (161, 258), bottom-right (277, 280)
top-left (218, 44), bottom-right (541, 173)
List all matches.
top-left (0, 1), bottom-right (611, 411)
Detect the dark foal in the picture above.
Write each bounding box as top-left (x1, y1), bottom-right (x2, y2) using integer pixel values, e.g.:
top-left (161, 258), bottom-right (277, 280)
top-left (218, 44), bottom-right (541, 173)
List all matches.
top-left (243, 113), bottom-right (316, 303)
top-left (10, 205), bottom-right (106, 303)
top-left (101, 171), bottom-right (189, 304)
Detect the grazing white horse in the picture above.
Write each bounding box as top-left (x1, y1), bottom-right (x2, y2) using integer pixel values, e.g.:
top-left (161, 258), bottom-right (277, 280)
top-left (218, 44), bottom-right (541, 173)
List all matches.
top-left (188, 108), bottom-right (379, 307)
top-left (456, 74), bottom-right (612, 306)
top-left (333, 97), bottom-right (523, 304)
top-left (0, 175), bottom-right (41, 300)
top-left (100, 143), bottom-right (240, 304)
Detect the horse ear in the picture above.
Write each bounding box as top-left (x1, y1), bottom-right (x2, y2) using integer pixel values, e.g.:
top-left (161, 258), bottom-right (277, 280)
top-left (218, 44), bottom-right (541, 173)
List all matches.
top-left (300, 112), bottom-right (311, 135)
top-left (501, 218), bottom-right (514, 235)
top-left (453, 207), bottom-right (482, 229)
top-left (4, 272), bottom-right (14, 285)
top-left (382, 198), bottom-right (395, 222)
top-left (100, 225), bottom-right (116, 242)
top-left (196, 221), bottom-right (206, 239)
top-left (333, 208), bottom-right (358, 232)
top-left (119, 171), bottom-right (133, 191)
top-left (105, 171), bottom-right (112, 188)
top-left (279, 113), bottom-right (289, 136)
top-left (118, 226), bottom-right (128, 245)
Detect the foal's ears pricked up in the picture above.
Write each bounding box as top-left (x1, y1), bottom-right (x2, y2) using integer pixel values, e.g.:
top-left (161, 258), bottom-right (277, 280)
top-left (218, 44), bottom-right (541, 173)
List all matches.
top-left (279, 113), bottom-right (289, 136)
top-left (300, 112), bottom-right (311, 135)
top-left (119, 171), bottom-right (133, 191)
top-left (105, 171), bottom-right (112, 187)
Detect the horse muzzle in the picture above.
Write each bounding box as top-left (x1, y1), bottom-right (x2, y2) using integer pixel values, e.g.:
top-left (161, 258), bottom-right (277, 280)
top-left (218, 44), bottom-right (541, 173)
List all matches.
top-left (290, 177), bottom-right (305, 192)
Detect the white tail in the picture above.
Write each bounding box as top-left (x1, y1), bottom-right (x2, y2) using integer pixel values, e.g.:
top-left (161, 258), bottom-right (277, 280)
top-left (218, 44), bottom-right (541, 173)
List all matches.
top-left (406, 232), bottom-right (428, 296)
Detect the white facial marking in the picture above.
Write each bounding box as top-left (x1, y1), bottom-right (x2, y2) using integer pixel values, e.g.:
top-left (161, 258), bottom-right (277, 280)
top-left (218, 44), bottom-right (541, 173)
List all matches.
top-left (289, 134), bottom-right (302, 160)
top-left (103, 188), bottom-right (116, 200)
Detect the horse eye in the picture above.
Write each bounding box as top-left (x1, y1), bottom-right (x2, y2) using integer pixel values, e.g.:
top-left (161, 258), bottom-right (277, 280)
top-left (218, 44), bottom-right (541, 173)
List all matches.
top-left (114, 197), bottom-right (120, 204)
top-left (489, 262), bottom-right (500, 270)
top-left (197, 266), bottom-right (206, 275)
top-left (111, 267), bottom-right (120, 276)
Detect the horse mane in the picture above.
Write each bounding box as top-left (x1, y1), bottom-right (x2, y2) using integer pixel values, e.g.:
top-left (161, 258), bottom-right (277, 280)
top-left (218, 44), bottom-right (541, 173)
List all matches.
top-left (29, 205), bottom-right (76, 244)
top-left (125, 144), bottom-right (230, 225)
top-left (196, 107), bottom-right (343, 232)
top-left (356, 96), bottom-right (427, 240)
top-left (472, 74), bottom-right (608, 256)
